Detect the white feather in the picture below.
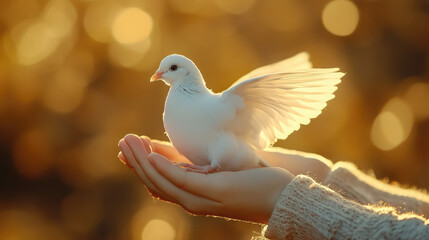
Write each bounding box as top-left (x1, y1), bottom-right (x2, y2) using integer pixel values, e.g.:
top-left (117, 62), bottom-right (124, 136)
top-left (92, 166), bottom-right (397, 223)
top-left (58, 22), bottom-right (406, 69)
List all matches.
top-left (232, 52), bottom-right (312, 86)
top-left (222, 67), bottom-right (344, 149)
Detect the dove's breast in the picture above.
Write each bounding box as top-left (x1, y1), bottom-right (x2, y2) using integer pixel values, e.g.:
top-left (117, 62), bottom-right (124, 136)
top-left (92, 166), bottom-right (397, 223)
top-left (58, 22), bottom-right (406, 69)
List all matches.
top-left (163, 91), bottom-right (223, 165)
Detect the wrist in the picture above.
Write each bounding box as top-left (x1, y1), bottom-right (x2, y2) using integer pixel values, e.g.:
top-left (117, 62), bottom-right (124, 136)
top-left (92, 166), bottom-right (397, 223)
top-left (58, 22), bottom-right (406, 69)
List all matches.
top-left (314, 161), bottom-right (331, 183)
top-left (263, 168), bottom-right (294, 224)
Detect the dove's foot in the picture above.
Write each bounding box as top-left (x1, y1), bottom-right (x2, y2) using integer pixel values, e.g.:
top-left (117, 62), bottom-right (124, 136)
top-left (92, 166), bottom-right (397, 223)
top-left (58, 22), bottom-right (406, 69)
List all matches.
top-left (177, 163), bottom-right (219, 174)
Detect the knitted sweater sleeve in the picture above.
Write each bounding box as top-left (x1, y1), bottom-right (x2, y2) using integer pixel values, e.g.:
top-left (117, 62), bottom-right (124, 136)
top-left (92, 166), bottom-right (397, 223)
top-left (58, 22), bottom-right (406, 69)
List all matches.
top-left (323, 162), bottom-right (429, 217)
top-left (264, 175), bottom-right (429, 240)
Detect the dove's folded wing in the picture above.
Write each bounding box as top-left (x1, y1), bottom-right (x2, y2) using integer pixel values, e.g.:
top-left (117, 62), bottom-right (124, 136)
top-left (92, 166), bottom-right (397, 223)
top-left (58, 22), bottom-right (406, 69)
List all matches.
top-left (221, 68), bottom-right (344, 149)
top-left (231, 52), bottom-right (312, 88)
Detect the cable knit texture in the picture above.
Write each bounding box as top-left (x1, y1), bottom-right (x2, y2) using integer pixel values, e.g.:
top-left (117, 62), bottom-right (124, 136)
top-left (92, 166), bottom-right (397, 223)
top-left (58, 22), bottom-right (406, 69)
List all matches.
top-left (323, 162), bottom-right (429, 217)
top-left (264, 175), bottom-right (429, 240)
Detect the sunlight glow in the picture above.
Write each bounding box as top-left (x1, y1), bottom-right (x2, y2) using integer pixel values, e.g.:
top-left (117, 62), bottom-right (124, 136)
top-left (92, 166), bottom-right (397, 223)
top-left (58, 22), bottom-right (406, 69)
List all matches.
top-left (14, 0), bottom-right (76, 65)
top-left (141, 219), bottom-right (176, 240)
top-left (371, 98), bottom-right (414, 151)
top-left (322, 0), bottom-right (359, 36)
top-left (371, 111), bottom-right (403, 151)
top-left (112, 7), bottom-right (153, 45)
top-left (16, 21), bottom-right (59, 65)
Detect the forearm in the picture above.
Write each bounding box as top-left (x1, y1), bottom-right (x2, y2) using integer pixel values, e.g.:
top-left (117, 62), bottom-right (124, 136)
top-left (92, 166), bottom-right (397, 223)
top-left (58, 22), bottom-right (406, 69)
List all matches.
top-left (265, 175), bottom-right (429, 240)
top-left (260, 147), bottom-right (429, 216)
top-left (323, 162), bottom-right (429, 217)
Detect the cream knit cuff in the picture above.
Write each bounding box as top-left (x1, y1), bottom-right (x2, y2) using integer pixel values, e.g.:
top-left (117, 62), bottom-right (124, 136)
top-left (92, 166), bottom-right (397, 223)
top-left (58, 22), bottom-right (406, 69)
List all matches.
top-left (265, 175), bottom-right (369, 239)
top-left (323, 161), bottom-right (428, 216)
top-left (264, 175), bottom-right (429, 239)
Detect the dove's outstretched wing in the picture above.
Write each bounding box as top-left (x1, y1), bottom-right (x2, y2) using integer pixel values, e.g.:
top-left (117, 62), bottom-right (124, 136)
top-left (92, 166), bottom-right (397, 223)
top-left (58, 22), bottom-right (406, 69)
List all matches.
top-left (230, 52), bottom-right (312, 88)
top-left (221, 67), bottom-right (344, 149)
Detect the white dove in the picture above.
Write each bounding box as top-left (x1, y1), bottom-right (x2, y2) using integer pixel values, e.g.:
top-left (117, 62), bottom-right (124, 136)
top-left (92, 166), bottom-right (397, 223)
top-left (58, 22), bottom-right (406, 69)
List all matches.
top-left (150, 53), bottom-right (344, 173)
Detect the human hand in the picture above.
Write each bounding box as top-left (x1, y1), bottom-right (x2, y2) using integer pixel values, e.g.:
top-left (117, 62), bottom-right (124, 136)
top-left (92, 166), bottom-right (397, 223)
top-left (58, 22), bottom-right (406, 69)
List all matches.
top-left (256, 147), bottom-right (333, 182)
top-left (118, 136), bottom-right (332, 182)
top-left (118, 134), bottom-right (294, 224)
top-left (118, 135), bottom-right (191, 168)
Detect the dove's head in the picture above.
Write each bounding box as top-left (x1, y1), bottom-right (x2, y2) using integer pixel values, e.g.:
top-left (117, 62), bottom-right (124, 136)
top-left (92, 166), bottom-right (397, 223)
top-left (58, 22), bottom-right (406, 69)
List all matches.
top-left (150, 54), bottom-right (203, 86)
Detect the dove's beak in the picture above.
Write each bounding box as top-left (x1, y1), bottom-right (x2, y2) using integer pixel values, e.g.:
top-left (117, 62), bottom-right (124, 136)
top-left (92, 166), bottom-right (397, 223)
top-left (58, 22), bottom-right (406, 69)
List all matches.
top-left (150, 70), bottom-right (165, 82)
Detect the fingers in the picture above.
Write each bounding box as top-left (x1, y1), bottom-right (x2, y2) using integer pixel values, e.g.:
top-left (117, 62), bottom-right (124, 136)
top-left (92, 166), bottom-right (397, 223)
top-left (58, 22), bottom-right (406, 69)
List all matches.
top-left (149, 154), bottom-right (227, 201)
top-left (123, 135), bottom-right (209, 211)
top-left (126, 138), bottom-right (221, 214)
top-left (119, 137), bottom-right (170, 201)
top-left (118, 151), bottom-right (131, 168)
top-left (120, 134), bottom-right (222, 215)
top-left (118, 151), bottom-right (125, 161)
top-left (139, 136), bottom-right (153, 154)
top-left (144, 138), bottom-right (191, 164)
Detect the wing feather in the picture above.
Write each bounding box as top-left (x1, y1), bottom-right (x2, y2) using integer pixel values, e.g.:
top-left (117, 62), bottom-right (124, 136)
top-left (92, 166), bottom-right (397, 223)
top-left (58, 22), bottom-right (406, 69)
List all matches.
top-left (231, 52), bottom-right (312, 87)
top-left (221, 61), bottom-right (344, 149)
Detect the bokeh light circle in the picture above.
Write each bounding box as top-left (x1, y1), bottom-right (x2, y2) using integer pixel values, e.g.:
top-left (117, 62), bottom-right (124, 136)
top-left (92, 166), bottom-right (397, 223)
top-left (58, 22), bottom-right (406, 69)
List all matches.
top-left (112, 7), bottom-right (153, 45)
top-left (370, 98), bottom-right (414, 151)
top-left (322, 0), bottom-right (359, 36)
top-left (141, 219), bottom-right (176, 240)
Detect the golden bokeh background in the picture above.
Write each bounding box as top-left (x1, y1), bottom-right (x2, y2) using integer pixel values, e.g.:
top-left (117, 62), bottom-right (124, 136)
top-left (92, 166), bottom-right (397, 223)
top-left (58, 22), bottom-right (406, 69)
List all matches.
top-left (0, 0), bottom-right (428, 239)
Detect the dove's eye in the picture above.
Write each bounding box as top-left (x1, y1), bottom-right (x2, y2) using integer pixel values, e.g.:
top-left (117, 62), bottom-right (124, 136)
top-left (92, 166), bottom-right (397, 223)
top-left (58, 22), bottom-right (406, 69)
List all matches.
top-left (170, 65), bottom-right (178, 71)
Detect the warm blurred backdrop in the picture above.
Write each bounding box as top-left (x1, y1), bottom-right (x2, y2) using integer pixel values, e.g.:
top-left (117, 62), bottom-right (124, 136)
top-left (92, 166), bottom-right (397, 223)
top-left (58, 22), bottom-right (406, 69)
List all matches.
top-left (0, 0), bottom-right (428, 239)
